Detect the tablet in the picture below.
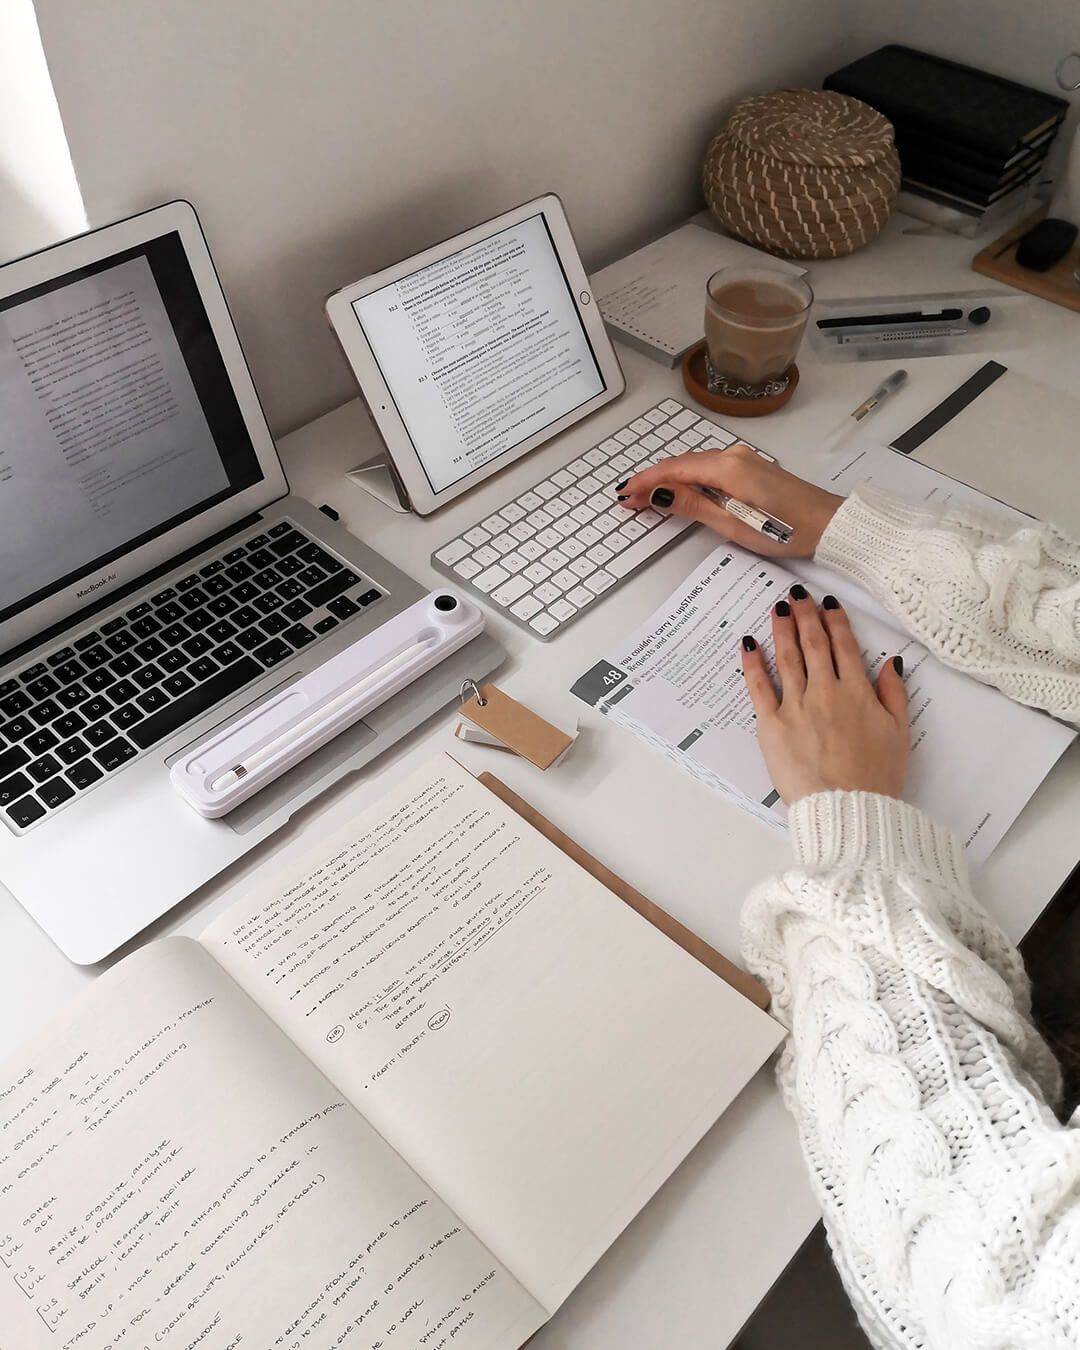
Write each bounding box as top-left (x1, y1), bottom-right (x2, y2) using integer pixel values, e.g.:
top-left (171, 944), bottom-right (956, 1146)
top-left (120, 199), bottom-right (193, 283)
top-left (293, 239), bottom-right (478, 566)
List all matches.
top-left (326, 194), bottom-right (625, 515)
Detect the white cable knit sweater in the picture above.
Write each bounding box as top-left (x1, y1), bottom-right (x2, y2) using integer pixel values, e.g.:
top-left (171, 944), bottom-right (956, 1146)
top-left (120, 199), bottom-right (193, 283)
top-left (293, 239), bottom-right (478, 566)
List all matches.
top-left (740, 488), bottom-right (1080, 1350)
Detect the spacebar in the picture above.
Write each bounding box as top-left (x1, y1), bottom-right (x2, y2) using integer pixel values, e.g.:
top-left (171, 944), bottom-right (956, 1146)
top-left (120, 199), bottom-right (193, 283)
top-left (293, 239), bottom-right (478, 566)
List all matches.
top-left (608, 517), bottom-right (692, 578)
top-left (129, 656), bottom-right (263, 749)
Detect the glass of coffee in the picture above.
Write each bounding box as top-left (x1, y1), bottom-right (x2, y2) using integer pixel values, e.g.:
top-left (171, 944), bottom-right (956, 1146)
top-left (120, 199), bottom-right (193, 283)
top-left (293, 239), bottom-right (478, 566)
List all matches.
top-left (704, 266), bottom-right (813, 399)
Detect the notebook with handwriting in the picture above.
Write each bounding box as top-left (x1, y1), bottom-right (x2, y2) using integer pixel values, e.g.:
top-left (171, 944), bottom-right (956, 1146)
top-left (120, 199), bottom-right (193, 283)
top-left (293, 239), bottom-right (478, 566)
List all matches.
top-left (0, 754), bottom-right (781, 1350)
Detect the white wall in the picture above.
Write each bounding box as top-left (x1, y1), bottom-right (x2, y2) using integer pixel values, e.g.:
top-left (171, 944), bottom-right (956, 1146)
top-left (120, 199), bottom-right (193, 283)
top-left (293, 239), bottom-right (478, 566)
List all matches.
top-left (33, 0), bottom-right (858, 435)
top-left (0, 0), bottom-right (84, 260)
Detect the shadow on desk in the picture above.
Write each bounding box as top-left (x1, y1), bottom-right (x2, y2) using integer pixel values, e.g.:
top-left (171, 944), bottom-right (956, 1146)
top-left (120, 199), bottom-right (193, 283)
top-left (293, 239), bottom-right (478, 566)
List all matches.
top-left (732, 862), bottom-right (1080, 1350)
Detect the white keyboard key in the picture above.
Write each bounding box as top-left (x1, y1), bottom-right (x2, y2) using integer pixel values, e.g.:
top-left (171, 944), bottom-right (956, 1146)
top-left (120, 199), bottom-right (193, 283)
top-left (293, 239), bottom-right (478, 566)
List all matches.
top-left (637, 509), bottom-right (665, 527)
top-left (530, 508), bottom-right (554, 530)
top-left (519, 539), bottom-right (545, 561)
top-left (524, 562), bottom-right (551, 584)
top-left (567, 585), bottom-right (593, 608)
top-left (503, 551), bottom-right (528, 574)
top-left (561, 536), bottom-right (586, 558)
top-left (671, 408), bottom-right (698, 430)
top-left (577, 524), bottom-right (603, 547)
top-left (648, 449), bottom-right (673, 465)
top-left (608, 516), bottom-right (689, 577)
top-left (464, 526), bottom-right (490, 548)
top-left (593, 512), bottom-right (623, 537)
top-left (551, 568), bottom-right (578, 591)
top-left (544, 497), bottom-right (572, 519)
top-left (554, 517), bottom-right (578, 538)
top-left (518, 491), bottom-right (544, 511)
top-left (510, 520), bottom-right (535, 543)
top-left (542, 548), bottom-right (570, 570)
top-left (570, 504), bottom-right (596, 526)
top-left (698, 421), bottom-right (735, 445)
top-left (552, 468), bottom-right (575, 489)
top-left (535, 527), bottom-right (562, 549)
top-left (535, 480), bottom-right (560, 500)
top-left (530, 612), bottom-right (560, 636)
top-left (605, 529), bottom-right (633, 553)
top-left (578, 473), bottom-right (602, 495)
top-left (586, 542), bottom-right (614, 566)
top-left (482, 513), bottom-right (509, 534)
top-left (472, 544), bottom-right (499, 567)
top-left (501, 502), bottom-right (525, 523)
top-left (679, 428), bottom-right (707, 447)
top-left (640, 432), bottom-right (662, 452)
top-left (614, 428), bottom-right (637, 447)
top-left (598, 440), bottom-right (621, 456)
top-left (453, 556), bottom-right (482, 579)
top-left (593, 464), bottom-right (618, 483)
top-left (511, 595), bottom-right (543, 621)
top-left (644, 407), bottom-right (668, 425)
top-left (435, 538), bottom-right (470, 565)
top-left (630, 417), bottom-right (653, 435)
top-left (610, 453), bottom-right (635, 475)
top-left (621, 518), bottom-right (647, 541)
top-left (585, 569), bottom-right (617, 595)
top-left (659, 398), bottom-right (682, 414)
top-left (534, 581), bottom-right (562, 604)
top-left (655, 424), bottom-right (678, 442)
top-left (563, 485), bottom-right (586, 507)
top-left (755, 447), bottom-right (776, 462)
top-left (474, 563), bottom-right (510, 593)
top-left (491, 575), bottom-right (533, 606)
top-left (570, 556), bottom-right (596, 579)
top-left (587, 491), bottom-right (610, 512)
top-left (491, 532), bottom-right (517, 555)
top-left (549, 598), bottom-right (578, 621)
top-left (567, 457), bottom-right (590, 476)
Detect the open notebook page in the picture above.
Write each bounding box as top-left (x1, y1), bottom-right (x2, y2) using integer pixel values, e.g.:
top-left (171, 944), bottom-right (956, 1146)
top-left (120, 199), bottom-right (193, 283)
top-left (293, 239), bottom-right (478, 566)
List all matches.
top-left (0, 939), bottom-right (543, 1350)
top-left (201, 755), bottom-right (784, 1314)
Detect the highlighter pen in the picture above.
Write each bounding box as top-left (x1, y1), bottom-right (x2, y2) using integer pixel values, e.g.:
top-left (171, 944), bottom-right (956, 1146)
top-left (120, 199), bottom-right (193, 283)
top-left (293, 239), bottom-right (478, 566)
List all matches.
top-left (696, 485), bottom-right (793, 545)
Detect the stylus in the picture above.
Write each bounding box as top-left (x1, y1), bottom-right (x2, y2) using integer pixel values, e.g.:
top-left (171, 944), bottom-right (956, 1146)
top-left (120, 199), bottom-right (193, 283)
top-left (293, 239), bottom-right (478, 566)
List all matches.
top-left (696, 487), bottom-right (793, 545)
top-left (209, 639), bottom-right (433, 792)
top-left (817, 308), bottom-right (963, 330)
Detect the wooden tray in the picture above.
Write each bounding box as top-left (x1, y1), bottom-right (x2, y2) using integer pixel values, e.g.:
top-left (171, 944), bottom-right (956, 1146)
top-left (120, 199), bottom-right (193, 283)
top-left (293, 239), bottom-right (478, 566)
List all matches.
top-left (972, 209), bottom-right (1080, 313)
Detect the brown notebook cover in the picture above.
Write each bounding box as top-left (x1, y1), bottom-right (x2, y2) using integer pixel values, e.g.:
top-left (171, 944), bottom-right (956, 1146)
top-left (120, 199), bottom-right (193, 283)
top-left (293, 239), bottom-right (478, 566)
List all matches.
top-left (477, 772), bottom-right (770, 1011)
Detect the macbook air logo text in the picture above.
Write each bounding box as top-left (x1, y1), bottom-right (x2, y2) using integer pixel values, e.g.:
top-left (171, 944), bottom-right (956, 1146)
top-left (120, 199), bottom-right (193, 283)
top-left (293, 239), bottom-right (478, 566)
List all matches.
top-left (76, 573), bottom-right (117, 600)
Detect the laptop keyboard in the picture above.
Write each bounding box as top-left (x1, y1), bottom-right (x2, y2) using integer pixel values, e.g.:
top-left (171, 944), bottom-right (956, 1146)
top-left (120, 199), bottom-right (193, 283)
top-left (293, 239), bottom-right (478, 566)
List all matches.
top-left (431, 399), bottom-right (766, 638)
top-left (0, 520), bottom-right (384, 833)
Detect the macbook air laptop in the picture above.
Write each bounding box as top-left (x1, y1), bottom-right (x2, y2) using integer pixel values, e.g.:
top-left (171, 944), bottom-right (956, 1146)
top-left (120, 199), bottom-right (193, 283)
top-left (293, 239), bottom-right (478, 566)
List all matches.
top-left (0, 201), bottom-right (501, 964)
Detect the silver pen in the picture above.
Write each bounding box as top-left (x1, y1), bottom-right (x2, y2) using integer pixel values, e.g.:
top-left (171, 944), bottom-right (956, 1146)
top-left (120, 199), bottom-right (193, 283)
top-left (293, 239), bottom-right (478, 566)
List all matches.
top-left (696, 485), bottom-right (793, 545)
top-left (828, 368), bottom-right (908, 444)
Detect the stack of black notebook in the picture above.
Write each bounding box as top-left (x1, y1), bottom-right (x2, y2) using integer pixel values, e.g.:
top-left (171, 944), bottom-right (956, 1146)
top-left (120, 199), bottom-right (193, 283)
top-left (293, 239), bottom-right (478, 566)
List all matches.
top-left (825, 46), bottom-right (1068, 230)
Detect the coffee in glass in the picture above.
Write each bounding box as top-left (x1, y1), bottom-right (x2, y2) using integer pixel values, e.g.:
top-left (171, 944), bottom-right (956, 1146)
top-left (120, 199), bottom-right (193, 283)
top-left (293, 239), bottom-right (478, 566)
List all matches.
top-left (704, 266), bottom-right (813, 399)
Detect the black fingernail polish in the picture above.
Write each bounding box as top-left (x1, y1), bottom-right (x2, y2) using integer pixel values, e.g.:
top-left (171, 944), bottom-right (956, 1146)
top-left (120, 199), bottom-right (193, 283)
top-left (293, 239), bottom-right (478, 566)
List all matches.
top-left (615, 480), bottom-right (628, 491)
top-left (616, 495), bottom-right (629, 502)
top-left (822, 594), bottom-right (840, 610)
top-left (774, 599), bottom-right (790, 617)
top-left (741, 635), bottom-right (756, 651)
top-left (893, 655), bottom-right (904, 676)
top-left (651, 487), bottom-right (675, 508)
top-left (790, 583), bottom-right (808, 601)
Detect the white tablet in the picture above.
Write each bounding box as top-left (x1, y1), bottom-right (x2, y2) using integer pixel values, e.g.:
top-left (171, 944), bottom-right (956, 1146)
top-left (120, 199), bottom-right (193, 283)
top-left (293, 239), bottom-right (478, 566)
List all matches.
top-left (326, 194), bottom-right (625, 515)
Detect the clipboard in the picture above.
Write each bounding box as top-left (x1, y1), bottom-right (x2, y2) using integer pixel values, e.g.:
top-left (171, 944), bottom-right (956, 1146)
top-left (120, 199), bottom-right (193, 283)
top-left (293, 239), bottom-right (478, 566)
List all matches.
top-left (477, 772), bottom-right (770, 1011)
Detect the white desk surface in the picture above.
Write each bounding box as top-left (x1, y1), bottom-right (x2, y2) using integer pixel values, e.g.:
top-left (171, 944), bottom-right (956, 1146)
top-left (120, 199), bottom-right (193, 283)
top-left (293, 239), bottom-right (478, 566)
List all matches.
top-left (2, 212), bottom-right (1078, 1348)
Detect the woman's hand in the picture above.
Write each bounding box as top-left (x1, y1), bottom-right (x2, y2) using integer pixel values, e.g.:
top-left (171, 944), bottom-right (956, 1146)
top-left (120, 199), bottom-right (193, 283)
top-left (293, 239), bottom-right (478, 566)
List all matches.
top-left (616, 444), bottom-right (843, 559)
top-left (741, 586), bottom-right (910, 805)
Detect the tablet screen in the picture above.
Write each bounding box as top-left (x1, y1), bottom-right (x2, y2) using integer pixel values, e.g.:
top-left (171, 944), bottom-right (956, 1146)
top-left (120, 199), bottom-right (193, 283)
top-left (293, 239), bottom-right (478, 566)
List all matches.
top-left (352, 211), bottom-right (605, 494)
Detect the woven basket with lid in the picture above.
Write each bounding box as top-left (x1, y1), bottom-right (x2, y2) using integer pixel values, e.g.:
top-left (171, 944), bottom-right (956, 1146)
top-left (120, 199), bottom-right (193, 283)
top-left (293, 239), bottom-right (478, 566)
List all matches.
top-left (703, 89), bottom-right (900, 259)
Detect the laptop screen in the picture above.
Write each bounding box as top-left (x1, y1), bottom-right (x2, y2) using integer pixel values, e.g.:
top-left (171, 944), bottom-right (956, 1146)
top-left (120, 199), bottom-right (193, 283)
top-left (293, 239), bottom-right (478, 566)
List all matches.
top-left (350, 211), bottom-right (606, 495)
top-left (0, 230), bottom-right (264, 626)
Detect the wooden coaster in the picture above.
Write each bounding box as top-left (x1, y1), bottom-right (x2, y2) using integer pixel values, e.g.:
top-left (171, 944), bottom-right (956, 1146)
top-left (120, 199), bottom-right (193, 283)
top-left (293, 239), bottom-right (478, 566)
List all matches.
top-left (681, 342), bottom-right (799, 418)
top-left (971, 209), bottom-right (1080, 314)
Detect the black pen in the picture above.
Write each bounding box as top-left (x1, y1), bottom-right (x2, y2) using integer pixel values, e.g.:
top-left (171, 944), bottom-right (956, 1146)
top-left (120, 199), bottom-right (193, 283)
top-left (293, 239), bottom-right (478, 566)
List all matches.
top-left (817, 308), bottom-right (962, 330)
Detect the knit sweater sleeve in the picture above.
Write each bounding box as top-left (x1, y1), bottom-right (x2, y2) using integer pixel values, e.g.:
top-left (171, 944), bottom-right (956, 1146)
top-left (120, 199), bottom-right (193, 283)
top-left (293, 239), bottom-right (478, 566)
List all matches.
top-left (815, 486), bottom-right (1080, 724)
top-left (741, 791), bottom-right (1080, 1350)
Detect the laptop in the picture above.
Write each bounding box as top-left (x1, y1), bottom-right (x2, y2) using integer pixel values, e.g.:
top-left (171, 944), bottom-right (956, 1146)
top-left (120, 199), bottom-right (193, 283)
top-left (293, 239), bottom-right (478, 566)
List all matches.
top-left (0, 201), bottom-right (501, 964)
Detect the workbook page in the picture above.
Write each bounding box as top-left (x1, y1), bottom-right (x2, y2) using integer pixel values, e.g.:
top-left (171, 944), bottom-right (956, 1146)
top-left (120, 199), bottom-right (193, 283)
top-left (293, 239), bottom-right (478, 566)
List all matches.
top-left (570, 544), bottom-right (1073, 861)
top-left (0, 938), bottom-right (543, 1350)
top-left (201, 756), bottom-right (783, 1314)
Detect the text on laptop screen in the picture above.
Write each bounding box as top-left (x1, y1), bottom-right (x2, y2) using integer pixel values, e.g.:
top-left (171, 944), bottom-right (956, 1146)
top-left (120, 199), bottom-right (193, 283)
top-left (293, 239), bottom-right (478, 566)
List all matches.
top-left (0, 231), bottom-right (264, 625)
top-left (352, 212), bottom-right (605, 494)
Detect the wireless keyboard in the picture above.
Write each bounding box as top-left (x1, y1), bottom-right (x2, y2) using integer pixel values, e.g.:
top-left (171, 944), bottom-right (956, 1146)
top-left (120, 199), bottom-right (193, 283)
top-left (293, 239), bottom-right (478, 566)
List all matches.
top-left (431, 398), bottom-right (770, 639)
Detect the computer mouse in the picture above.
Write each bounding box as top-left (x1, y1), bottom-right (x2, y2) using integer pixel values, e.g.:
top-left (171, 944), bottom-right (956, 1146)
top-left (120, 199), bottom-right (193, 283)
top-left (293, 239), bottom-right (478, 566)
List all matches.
top-left (1015, 218), bottom-right (1078, 272)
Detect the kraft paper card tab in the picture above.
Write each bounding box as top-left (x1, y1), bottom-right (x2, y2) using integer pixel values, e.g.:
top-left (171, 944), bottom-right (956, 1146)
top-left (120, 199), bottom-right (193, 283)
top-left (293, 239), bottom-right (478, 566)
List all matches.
top-left (476, 771), bottom-right (770, 1010)
top-left (459, 683), bottom-right (573, 770)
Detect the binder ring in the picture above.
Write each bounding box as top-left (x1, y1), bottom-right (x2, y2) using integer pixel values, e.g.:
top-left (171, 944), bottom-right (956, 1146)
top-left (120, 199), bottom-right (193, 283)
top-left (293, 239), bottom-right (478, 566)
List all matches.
top-left (460, 678), bottom-right (487, 708)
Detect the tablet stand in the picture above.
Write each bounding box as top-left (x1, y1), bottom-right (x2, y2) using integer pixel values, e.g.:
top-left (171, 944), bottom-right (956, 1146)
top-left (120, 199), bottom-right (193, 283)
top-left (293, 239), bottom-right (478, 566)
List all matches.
top-left (346, 454), bottom-right (412, 513)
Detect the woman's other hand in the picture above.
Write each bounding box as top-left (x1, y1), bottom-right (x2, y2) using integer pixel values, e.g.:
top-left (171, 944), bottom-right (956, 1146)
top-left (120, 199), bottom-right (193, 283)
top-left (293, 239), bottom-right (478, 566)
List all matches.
top-left (741, 587), bottom-right (909, 805)
top-left (617, 444), bottom-right (843, 559)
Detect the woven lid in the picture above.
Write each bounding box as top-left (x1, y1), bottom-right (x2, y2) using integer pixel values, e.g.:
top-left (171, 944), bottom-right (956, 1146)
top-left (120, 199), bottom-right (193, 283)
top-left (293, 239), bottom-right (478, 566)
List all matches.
top-left (723, 89), bottom-right (896, 169)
